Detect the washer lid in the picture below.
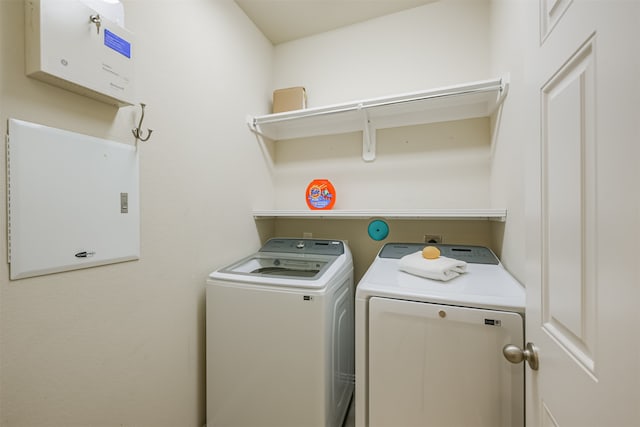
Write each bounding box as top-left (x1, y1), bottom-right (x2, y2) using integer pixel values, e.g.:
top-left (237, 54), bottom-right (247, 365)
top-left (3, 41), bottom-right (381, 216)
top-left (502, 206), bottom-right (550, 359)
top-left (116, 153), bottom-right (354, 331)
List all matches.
top-left (219, 253), bottom-right (333, 280)
top-left (208, 239), bottom-right (351, 289)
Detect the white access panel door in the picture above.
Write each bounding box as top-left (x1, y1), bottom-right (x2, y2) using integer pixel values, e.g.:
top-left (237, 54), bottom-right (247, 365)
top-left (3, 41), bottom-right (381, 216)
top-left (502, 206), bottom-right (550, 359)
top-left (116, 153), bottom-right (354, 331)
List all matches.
top-left (7, 119), bottom-right (140, 279)
top-left (368, 297), bottom-right (523, 427)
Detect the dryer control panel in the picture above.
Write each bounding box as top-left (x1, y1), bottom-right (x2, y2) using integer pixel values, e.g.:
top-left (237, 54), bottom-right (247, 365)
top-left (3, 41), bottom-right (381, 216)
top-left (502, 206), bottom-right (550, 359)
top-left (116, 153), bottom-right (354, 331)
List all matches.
top-left (379, 243), bottom-right (499, 265)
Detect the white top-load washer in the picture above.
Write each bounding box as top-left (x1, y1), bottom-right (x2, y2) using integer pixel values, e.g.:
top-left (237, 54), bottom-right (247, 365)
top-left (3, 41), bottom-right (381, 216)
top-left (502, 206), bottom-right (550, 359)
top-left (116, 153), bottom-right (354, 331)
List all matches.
top-left (206, 238), bottom-right (354, 427)
top-left (355, 243), bottom-right (525, 427)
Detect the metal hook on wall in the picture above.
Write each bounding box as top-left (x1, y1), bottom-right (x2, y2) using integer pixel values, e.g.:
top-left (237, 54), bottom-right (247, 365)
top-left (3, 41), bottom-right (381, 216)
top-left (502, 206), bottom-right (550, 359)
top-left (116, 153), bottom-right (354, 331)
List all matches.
top-left (132, 103), bottom-right (153, 142)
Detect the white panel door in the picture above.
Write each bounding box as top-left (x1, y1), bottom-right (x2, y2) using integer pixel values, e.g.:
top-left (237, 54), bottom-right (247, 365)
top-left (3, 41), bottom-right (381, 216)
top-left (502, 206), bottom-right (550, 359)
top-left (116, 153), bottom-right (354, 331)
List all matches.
top-left (368, 297), bottom-right (523, 427)
top-left (526, 1), bottom-right (640, 425)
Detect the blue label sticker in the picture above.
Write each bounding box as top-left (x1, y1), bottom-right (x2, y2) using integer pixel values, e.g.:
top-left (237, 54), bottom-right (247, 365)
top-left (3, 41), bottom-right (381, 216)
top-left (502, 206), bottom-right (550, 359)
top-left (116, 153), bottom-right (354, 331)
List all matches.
top-left (104, 29), bottom-right (131, 58)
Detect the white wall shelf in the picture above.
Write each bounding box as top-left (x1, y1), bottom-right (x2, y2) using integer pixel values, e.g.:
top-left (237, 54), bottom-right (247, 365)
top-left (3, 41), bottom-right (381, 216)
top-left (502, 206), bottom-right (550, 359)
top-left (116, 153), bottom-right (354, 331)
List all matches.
top-left (247, 76), bottom-right (509, 161)
top-left (253, 209), bottom-right (507, 222)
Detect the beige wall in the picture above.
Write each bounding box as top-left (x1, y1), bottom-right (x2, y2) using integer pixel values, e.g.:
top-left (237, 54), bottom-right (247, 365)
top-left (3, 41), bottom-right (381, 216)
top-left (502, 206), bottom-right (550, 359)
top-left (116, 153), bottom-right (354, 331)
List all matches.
top-left (274, 0), bottom-right (492, 106)
top-left (269, 116), bottom-right (498, 281)
top-left (0, 0), bottom-right (529, 425)
top-left (0, 0), bottom-right (274, 425)
top-left (267, 0), bottom-right (506, 273)
top-left (273, 118), bottom-right (492, 211)
top-left (269, 0), bottom-right (529, 284)
top-left (487, 0), bottom-right (531, 282)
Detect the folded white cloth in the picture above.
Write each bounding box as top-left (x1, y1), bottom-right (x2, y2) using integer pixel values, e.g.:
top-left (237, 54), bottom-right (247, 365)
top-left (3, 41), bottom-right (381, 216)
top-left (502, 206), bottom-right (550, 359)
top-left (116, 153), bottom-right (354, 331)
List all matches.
top-left (398, 251), bottom-right (468, 282)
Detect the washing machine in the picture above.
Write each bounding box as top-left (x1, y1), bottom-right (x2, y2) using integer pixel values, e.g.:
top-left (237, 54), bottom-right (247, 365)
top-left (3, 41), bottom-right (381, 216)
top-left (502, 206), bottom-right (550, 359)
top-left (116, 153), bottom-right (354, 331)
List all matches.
top-left (355, 243), bottom-right (525, 427)
top-left (206, 238), bottom-right (354, 427)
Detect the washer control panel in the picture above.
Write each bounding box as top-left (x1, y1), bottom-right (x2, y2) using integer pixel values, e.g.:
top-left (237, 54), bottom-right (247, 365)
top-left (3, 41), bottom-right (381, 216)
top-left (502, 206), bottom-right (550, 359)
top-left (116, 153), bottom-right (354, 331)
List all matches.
top-left (260, 238), bottom-right (345, 256)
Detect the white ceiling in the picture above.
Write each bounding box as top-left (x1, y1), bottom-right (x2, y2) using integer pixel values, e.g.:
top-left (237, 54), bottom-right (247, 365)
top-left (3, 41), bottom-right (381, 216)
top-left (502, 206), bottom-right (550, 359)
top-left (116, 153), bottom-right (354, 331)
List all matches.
top-left (234, 0), bottom-right (437, 45)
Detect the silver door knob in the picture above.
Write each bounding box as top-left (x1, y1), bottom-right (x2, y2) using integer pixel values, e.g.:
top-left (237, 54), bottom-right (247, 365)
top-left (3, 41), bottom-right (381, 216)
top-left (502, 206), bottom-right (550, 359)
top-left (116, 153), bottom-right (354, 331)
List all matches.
top-left (503, 342), bottom-right (539, 371)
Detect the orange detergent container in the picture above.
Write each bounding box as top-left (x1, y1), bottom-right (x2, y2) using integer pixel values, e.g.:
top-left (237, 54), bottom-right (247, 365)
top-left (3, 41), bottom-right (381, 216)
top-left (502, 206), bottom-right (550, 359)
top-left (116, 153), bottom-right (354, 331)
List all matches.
top-left (305, 179), bottom-right (336, 210)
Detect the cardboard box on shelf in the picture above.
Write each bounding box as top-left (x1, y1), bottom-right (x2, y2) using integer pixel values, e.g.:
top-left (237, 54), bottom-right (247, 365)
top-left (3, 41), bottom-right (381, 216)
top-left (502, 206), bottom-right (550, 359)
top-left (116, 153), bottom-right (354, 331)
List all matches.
top-left (272, 87), bottom-right (307, 113)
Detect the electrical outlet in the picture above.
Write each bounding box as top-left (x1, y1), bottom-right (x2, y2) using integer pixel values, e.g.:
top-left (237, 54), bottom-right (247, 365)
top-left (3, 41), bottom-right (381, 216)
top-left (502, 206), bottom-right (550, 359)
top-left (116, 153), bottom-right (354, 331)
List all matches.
top-left (424, 234), bottom-right (442, 244)
top-left (303, 232), bottom-right (313, 238)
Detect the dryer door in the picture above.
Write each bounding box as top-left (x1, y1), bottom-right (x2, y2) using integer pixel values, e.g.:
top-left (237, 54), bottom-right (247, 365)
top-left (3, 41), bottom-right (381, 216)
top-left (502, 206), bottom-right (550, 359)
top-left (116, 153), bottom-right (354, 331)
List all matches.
top-left (368, 297), bottom-right (523, 427)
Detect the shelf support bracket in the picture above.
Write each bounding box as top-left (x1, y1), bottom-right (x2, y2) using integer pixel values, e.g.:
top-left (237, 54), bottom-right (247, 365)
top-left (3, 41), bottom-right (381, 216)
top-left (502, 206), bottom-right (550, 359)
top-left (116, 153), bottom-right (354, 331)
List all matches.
top-left (246, 115), bottom-right (259, 135)
top-left (497, 74), bottom-right (510, 106)
top-left (246, 114), bottom-right (274, 162)
top-left (246, 114), bottom-right (271, 141)
top-left (360, 105), bottom-right (376, 162)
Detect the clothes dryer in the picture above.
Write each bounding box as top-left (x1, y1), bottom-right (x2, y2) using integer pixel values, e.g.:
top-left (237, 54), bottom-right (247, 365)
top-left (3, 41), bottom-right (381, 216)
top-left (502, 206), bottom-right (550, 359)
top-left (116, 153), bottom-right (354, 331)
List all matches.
top-left (206, 238), bottom-right (354, 427)
top-left (355, 243), bottom-right (525, 427)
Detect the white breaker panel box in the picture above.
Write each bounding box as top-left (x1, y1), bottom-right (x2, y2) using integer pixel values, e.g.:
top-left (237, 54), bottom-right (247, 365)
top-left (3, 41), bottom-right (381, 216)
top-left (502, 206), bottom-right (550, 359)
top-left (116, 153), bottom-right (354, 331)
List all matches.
top-left (25, 0), bottom-right (135, 106)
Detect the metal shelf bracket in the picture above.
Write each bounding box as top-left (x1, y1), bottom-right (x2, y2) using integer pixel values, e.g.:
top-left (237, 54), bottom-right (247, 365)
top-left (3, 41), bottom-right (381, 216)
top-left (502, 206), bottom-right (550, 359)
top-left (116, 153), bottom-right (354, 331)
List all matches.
top-left (360, 105), bottom-right (376, 162)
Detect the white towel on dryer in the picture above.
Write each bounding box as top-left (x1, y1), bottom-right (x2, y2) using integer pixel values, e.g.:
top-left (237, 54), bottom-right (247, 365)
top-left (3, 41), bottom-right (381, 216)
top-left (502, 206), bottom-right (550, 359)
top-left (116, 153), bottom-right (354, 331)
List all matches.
top-left (398, 251), bottom-right (468, 282)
